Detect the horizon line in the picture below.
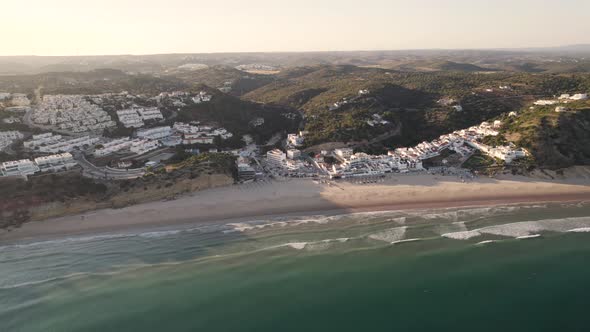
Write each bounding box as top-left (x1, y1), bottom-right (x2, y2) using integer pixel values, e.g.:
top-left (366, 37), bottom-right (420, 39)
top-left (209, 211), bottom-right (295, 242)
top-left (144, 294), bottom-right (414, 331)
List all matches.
top-left (1, 43), bottom-right (589, 58)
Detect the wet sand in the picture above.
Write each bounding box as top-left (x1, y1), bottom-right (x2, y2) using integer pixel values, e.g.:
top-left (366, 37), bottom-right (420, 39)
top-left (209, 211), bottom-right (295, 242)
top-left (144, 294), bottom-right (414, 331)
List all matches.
top-left (2, 173), bottom-right (590, 242)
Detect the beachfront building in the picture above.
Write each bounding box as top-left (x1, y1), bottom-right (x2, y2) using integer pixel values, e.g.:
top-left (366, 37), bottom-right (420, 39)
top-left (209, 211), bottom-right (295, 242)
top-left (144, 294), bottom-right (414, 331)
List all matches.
top-left (0, 159), bottom-right (40, 177)
top-left (287, 149), bottom-right (301, 159)
top-left (237, 157), bottom-right (256, 181)
top-left (334, 148), bottom-right (354, 159)
top-left (34, 153), bottom-right (78, 173)
top-left (266, 149), bottom-right (287, 167)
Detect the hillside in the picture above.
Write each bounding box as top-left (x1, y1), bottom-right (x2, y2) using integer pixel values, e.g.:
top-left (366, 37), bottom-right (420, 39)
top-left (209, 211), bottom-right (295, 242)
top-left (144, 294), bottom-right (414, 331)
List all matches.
top-left (0, 69), bottom-right (187, 96)
top-left (393, 60), bottom-right (497, 72)
top-left (170, 66), bottom-right (275, 96)
top-left (244, 65), bottom-right (590, 147)
top-left (500, 101), bottom-right (590, 168)
top-left (172, 87), bottom-right (301, 145)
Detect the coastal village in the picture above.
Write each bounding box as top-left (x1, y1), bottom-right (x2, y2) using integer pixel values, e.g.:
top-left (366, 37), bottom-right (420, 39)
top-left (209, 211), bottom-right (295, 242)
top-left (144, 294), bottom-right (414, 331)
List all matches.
top-left (0, 88), bottom-right (587, 186)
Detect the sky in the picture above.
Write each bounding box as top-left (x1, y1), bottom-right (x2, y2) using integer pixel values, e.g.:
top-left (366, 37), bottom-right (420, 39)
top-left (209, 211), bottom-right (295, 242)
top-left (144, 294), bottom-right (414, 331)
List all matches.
top-left (1, 0), bottom-right (589, 56)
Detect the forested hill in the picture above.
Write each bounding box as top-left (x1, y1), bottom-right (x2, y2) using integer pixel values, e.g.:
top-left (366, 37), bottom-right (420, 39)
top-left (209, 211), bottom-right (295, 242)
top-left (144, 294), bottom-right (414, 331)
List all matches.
top-left (243, 65), bottom-right (590, 151)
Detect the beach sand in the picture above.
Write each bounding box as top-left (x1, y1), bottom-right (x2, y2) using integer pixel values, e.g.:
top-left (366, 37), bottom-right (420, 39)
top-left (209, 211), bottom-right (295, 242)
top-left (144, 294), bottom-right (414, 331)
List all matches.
top-left (2, 172), bottom-right (590, 242)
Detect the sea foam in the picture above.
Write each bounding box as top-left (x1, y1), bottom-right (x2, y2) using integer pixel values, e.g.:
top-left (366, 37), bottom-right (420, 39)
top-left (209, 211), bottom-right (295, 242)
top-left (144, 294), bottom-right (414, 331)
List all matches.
top-left (368, 227), bottom-right (407, 243)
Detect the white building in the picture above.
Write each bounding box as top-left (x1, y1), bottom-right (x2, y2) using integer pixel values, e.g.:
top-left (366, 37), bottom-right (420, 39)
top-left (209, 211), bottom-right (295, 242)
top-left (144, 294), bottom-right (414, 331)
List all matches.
top-left (533, 100), bottom-right (557, 106)
top-left (192, 91), bottom-right (213, 104)
top-left (136, 126), bottom-right (172, 140)
top-left (334, 148), bottom-right (354, 159)
top-left (287, 149), bottom-right (301, 159)
top-left (571, 93), bottom-right (588, 101)
top-left (36, 135), bottom-right (99, 154)
top-left (183, 134), bottom-right (214, 145)
top-left (136, 107), bottom-right (164, 121)
top-left (555, 106), bottom-right (567, 113)
top-left (287, 133), bottom-right (305, 147)
top-left (1, 159), bottom-right (40, 177)
top-left (93, 138), bottom-right (132, 157)
top-left (267, 149), bottom-right (287, 166)
top-left (130, 139), bottom-right (160, 155)
top-left (23, 133), bottom-right (63, 150)
top-left (34, 153), bottom-right (77, 173)
top-left (117, 109), bottom-right (144, 128)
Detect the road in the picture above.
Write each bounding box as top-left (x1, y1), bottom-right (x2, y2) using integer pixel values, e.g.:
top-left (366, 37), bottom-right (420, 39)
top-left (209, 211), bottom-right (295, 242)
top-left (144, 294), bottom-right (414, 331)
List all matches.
top-left (73, 152), bottom-right (146, 180)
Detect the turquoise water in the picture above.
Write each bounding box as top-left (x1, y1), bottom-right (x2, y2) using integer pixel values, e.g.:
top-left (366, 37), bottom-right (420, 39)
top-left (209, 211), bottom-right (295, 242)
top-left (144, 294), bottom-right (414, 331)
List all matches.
top-left (2, 202), bottom-right (590, 331)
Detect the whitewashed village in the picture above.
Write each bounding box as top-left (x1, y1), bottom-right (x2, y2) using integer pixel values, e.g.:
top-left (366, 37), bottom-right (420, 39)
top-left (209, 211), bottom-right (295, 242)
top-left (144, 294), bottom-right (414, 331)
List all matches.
top-left (0, 88), bottom-right (587, 186)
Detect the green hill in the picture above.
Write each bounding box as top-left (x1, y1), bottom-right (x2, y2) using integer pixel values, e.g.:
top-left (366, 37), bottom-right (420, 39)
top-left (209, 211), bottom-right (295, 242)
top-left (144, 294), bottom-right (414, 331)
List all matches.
top-left (169, 66), bottom-right (275, 96)
top-left (173, 87), bottom-right (301, 145)
top-left (433, 61), bottom-right (497, 72)
top-left (500, 101), bottom-right (590, 168)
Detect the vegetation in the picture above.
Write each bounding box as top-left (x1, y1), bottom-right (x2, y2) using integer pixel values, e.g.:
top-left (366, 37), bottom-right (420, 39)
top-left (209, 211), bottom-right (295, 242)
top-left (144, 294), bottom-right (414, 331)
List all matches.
top-left (500, 103), bottom-right (590, 169)
top-left (462, 152), bottom-right (501, 175)
top-left (175, 88), bottom-right (301, 145)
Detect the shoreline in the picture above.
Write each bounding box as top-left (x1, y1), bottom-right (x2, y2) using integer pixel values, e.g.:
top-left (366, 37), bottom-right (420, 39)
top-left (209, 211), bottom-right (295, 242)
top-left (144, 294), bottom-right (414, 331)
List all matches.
top-left (2, 173), bottom-right (590, 243)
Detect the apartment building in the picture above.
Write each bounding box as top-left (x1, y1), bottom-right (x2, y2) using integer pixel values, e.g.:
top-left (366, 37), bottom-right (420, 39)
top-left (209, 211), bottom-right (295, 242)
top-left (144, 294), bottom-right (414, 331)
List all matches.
top-left (0, 159), bottom-right (40, 177)
top-left (266, 149), bottom-right (287, 166)
top-left (34, 153), bottom-right (78, 173)
top-left (93, 138), bottom-right (133, 157)
top-left (130, 139), bottom-right (160, 155)
top-left (136, 126), bottom-right (172, 140)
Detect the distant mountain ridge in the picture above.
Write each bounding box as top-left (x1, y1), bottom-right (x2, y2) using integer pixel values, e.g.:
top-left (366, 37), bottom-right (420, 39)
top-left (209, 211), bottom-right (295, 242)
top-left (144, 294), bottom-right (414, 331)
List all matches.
top-left (2, 45), bottom-right (590, 75)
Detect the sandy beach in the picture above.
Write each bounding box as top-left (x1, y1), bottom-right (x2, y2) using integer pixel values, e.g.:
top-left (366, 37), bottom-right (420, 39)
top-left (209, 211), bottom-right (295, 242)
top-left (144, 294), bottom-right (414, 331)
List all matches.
top-left (2, 171), bottom-right (590, 242)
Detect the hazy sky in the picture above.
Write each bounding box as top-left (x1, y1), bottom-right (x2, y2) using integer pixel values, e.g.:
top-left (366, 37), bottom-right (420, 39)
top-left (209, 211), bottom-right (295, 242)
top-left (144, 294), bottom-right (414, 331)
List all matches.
top-left (2, 0), bottom-right (589, 56)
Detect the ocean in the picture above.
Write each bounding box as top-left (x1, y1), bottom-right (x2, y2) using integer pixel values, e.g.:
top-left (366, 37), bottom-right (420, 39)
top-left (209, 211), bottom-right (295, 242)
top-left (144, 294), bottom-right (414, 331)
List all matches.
top-left (2, 202), bottom-right (590, 331)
